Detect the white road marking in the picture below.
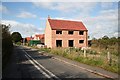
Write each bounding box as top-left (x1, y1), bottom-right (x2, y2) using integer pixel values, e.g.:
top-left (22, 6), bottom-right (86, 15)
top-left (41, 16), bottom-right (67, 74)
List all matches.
top-left (25, 55), bottom-right (51, 78)
top-left (23, 49), bottom-right (60, 80)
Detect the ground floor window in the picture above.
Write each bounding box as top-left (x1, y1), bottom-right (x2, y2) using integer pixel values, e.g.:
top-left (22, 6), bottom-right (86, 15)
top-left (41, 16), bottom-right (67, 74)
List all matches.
top-left (68, 40), bottom-right (74, 47)
top-left (79, 40), bottom-right (84, 44)
top-left (56, 40), bottom-right (62, 47)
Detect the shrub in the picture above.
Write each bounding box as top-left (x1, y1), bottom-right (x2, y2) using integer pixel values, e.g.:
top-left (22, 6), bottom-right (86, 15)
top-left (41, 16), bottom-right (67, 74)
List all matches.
top-left (62, 51), bottom-right (67, 57)
top-left (16, 42), bottom-right (21, 45)
top-left (39, 48), bottom-right (51, 53)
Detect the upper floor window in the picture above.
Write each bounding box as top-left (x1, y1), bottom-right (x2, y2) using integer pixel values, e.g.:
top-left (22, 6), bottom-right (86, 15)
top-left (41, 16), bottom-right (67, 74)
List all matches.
top-left (68, 31), bottom-right (74, 35)
top-left (79, 40), bottom-right (84, 44)
top-left (56, 30), bottom-right (62, 34)
top-left (79, 31), bottom-right (84, 35)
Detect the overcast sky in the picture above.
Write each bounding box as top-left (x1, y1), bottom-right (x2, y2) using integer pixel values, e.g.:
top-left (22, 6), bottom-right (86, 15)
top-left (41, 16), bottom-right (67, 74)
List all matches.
top-left (1, 1), bottom-right (119, 39)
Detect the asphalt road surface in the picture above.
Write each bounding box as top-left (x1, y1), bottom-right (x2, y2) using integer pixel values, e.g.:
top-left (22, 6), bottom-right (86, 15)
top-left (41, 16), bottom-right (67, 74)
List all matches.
top-left (2, 46), bottom-right (113, 80)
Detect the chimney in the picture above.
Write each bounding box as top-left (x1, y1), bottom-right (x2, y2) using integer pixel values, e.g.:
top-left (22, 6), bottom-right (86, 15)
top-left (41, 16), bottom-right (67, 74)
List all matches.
top-left (48, 15), bottom-right (50, 19)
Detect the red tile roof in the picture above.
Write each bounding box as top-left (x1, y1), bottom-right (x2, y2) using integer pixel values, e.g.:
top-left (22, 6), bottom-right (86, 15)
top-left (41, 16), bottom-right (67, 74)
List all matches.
top-left (26, 37), bottom-right (32, 41)
top-left (35, 34), bottom-right (44, 39)
top-left (48, 19), bottom-right (87, 31)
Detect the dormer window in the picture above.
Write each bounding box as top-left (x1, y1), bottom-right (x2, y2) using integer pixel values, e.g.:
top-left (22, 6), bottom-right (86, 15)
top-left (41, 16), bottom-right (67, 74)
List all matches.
top-left (56, 30), bottom-right (62, 34)
top-left (68, 31), bottom-right (74, 35)
top-left (79, 31), bottom-right (84, 35)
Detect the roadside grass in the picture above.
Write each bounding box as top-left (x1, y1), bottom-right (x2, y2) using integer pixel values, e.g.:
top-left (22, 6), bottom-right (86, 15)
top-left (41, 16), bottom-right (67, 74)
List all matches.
top-left (27, 46), bottom-right (118, 74)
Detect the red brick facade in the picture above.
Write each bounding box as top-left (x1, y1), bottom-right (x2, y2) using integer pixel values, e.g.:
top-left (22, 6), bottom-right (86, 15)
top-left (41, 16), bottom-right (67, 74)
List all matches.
top-left (45, 17), bottom-right (88, 48)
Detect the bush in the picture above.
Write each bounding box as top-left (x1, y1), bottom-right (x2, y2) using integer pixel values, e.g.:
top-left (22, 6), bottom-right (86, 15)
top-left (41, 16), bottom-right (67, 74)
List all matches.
top-left (16, 42), bottom-right (21, 45)
top-left (50, 48), bottom-right (64, 55)
top-left (39, 48), bottom-right (51, 53)
top-left (62, 52), bottom-right (67, 57)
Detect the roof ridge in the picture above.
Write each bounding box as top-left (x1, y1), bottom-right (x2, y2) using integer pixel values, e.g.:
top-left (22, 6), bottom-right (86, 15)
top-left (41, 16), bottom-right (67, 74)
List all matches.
top-left (49, 18), bottom-right (82, 23)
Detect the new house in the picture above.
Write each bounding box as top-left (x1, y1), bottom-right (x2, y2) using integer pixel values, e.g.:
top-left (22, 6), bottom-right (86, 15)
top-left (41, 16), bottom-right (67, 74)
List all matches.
top-left (45, 16), bottom-right (88, 48)
top-left (33, 34), bottom-right (44, 44)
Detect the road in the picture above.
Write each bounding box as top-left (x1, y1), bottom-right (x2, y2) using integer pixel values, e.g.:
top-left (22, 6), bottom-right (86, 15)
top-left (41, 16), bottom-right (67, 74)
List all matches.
top-left (2, 45), bottom-right (116, 80)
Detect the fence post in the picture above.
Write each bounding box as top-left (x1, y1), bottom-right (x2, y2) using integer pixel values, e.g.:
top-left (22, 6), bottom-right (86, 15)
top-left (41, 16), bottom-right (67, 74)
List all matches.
top-left (84, 49), bottom-right (87, 57)
top-left (107, 51), bottom-right (112, 66)
top-left (69, 48), bottom-right (71, 54)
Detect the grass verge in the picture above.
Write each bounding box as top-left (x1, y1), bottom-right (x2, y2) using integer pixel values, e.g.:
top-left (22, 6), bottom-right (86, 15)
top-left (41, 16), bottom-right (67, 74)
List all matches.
top-left (29, 46), bottom-right (119, 74)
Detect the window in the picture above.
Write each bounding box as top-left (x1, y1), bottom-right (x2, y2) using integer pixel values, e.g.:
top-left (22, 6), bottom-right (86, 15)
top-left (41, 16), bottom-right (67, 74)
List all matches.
top-left (56, 30), bottom-right (62, 34)
top-left (79, 40), bottom-right (84, 44)
top-left (56, 40), bottom-right (62, 47)
top-left (79, 31), bottom-right (84, 35)
top-left (68, 31), bottom-right (74, 34)
top-left (68, 40), bottom-right (74, 47)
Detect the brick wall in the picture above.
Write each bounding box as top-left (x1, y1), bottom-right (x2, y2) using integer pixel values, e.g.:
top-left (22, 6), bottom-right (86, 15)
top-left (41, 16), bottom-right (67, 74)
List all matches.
top-left (45, 20), bottom-right (52, 48)
top-left (51, 30), bottom-right (88, 48)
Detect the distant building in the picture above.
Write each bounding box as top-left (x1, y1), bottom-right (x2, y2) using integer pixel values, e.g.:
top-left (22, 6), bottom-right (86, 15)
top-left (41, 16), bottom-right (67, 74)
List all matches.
top-left (33, 34), bottom-right (44, 44)
top-left (45, 16), bottom-right (88, 48)
top-left (26, 37), bottom-right (32, 42)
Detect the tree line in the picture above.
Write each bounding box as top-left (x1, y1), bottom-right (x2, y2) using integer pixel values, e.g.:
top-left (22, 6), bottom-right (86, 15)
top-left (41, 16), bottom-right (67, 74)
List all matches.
top-left (90, 36), bottom-right (119, 56)
top-left (2, 24), bottom-right (22, 69)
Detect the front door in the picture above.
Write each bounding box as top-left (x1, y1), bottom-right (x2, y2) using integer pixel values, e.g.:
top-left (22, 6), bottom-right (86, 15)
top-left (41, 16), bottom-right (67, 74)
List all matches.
top-left (68, 40), bottom-right (74, 47)
top-left (56, 40), bottom-right (62, 47)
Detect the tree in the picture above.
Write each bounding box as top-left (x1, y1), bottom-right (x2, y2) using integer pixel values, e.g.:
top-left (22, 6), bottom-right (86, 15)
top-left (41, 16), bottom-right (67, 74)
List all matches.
top-left (92, 37), bottom-right (97, 40)
top-left (102, 35), bottom-right (109, 40)
top-left (2, 24), bottom-right (13, 50)
top-left (2, 24), bottom-right (13, 69)
top-left (118, 37), bottom-right (120, 39)
top-left (11, 32), bottom-right (22, 43)
top-left (88, 36), bottom-right (90, 39)
top-left (110, 37), bottom-right (116, 40)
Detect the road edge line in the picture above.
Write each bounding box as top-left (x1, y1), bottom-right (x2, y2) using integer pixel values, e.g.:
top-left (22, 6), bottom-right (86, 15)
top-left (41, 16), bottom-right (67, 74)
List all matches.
top-left (52, 57), bottom-right (115, 80)
top-left (23, 49), bottom-right (60, 80)
top-left (24, 54), bottom-right (51, 78)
